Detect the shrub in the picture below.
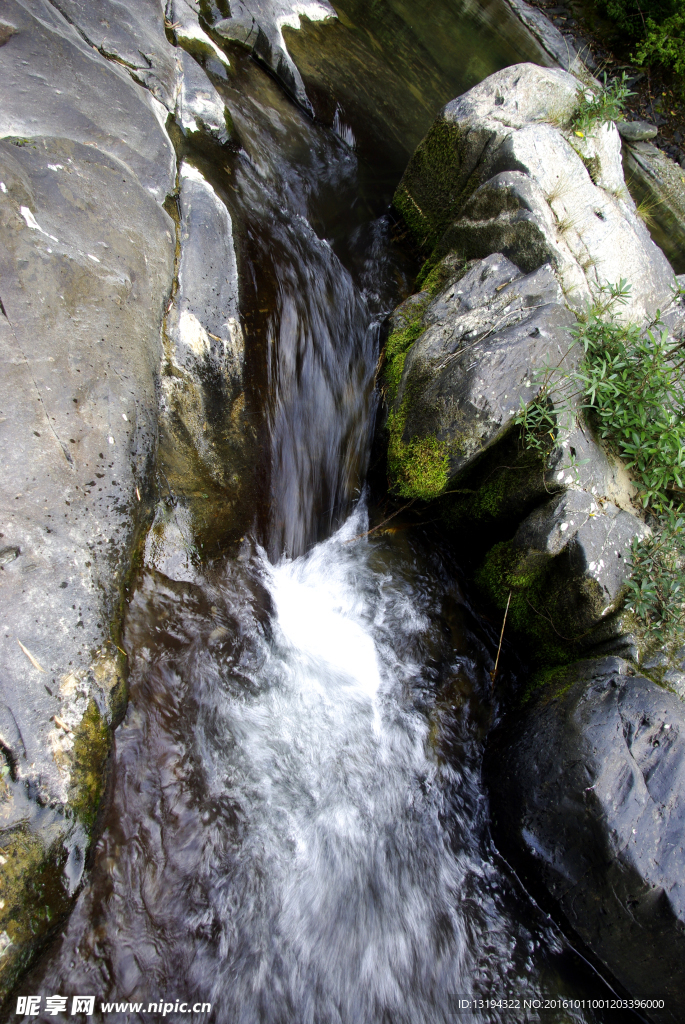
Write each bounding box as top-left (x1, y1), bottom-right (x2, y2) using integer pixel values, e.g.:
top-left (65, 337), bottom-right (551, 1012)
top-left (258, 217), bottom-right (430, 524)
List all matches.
top-left (516, 279), bottom-right (685, 645)
top-left (597, 0), bottom-right (685, 79)
top-left (572, 72), bottom-right (632, 137)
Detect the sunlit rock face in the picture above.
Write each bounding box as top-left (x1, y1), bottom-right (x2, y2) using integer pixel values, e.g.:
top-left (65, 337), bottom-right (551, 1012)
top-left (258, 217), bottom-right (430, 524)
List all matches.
top-left (211, 0), bottom-right (336, 113)
top-left (395, 63), bottom-right (678, 323)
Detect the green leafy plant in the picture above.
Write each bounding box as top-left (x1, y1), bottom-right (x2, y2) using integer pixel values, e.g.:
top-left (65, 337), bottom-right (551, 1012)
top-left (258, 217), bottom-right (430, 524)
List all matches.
top-left (599, 0), bottom-right (685, 80)
top-left (572, 72), bottom-right (633, 137)
top-left (572, 296), bottom-right (685, 507)
top-left (516, 278), bottom-right (685, 645)
top-left (625, 505), bottom-right (685, 645)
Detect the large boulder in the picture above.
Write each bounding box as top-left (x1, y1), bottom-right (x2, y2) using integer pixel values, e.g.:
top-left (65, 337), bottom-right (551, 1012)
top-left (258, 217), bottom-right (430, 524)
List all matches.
top-left (384, 252), bottom-right (576, 500)
top-left (0, 0), bottom-right (255, 995)
top-left (0, 132), bottom-right (174, 994)
top-left (488, 656), bottom-right (685, 1022)
top-left (0, 0), bottom-right (176, 200)
top-left (394, 63), bottom-right (677, 323)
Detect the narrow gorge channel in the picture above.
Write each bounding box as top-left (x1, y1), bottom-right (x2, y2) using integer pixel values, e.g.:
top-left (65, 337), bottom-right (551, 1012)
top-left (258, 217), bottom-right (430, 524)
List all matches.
top-left (10, 4), bottom-right (660, 1022)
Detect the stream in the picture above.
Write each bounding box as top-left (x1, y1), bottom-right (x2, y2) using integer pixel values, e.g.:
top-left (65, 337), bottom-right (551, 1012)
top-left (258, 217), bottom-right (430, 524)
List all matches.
top-left (19, 3), bottom-right (650, 1022)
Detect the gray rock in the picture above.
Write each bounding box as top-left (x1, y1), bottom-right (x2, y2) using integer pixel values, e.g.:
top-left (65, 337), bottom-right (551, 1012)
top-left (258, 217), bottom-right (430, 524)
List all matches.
top-left (489, 657), bottom-right (685, 1021)
top-left (0, 134), bottom-right (174, 988)
top-left (512, 488), bottom-right (603, 557)
top-left (212, 0), bottom-right (335, 113)
top-left (387, 253), bottom-right (577, 496)
top-left (513, 490), bottom-right (649, 626)
top-left (623, 140), bottom-right (685, 277)
top-left (44, 0), bottom-right (179, 110)
top-left (395, 63), bottom-right (677, 323)
top-left (0, 0), bottom-right (176, 201)
top-left (501, 0), bottom-right (582, 72)
top-left (168, 0), bottom-right (233, 74)
top-left (158, 162), bottom-right (254, 552)
top-left (176, 48), bottom-right (232, 144)
top-left (617, 119), bottom-right (658, 142)
top-left (544, 411), bottom-right (639, 511)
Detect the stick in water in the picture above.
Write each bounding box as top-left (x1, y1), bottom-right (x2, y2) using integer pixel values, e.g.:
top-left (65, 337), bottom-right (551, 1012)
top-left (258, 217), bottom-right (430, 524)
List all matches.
top-left (490, 590), bottom-right (512, 686)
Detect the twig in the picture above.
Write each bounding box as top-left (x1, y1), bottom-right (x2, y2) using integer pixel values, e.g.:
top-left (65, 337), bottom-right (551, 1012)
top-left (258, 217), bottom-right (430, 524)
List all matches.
top-left (490, 591), bottom-right (511, 687)
top-left (344, 500), bottom-right (415, 544)
top-left (17, 639), bottom-right (46, 673)
top-left (106, 639), bottom-right (127, 657)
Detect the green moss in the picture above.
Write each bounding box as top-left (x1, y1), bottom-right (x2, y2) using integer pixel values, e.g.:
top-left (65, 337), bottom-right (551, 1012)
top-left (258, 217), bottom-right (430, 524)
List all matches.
top-left (392, 117), bottom-right (478, 253)
top-left (0, 824), bottom-right (72, 1000)
top-left (476, 540), bottom-right (574, 667)
top-left (68, 700), bottom-right (110, 831)
top-left (387, 412), bottom-right (450, 500)
top-left (522, 663), bottom-right (578, 704)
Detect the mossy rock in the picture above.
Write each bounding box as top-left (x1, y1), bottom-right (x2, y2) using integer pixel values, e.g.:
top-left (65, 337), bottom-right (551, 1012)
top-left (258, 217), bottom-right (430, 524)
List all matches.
top-left (0, 821), bottom-right (73, 1000)
top-left (476, 538), bottom-right (612, 669)
top-left (392, 117), bottom-right (480, 253)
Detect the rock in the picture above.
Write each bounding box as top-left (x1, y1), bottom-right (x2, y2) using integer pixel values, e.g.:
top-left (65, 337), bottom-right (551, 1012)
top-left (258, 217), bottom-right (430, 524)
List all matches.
top-left (158, 162), bottom-right (254, 555)
top-left (501, 0), bottom-right (582, 72)
top-left (0, 0), bottom-right (176, 201)
top-left (176, 48), bottom-right (232, 144)
top-left (143, 503), bottom-right (199, 585)
top-left (543, 410), bottom-right (639, 511)
top-left (617, 119), bottom-right (658, 143)
top-left (0, 134), bottom-right (174, 994)
top-left (385, 253), bottom-right (576, 500)
top-left (488, 656), bottom-right (685, 1021)
top-left (394, 63), bottom-right (677, 322)
top-left (211, 0), bottom-right (336, 113)
top-left (42, 0), bottom-right (179, 110)
top-left (168, 0), bottom-right (233, 75)
top-left (622, 140), bottom-right (685, 276)
top-left (509, 489), bottom-right (648, 632)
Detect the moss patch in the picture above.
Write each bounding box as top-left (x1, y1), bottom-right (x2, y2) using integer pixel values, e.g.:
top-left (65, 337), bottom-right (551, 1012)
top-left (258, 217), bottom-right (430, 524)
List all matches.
top-left (387, 416), bottom-right (450, 500)
top-left (69, 700), bottom-right (110, 832)
top-left (383, 295), bottom-right (431, 405)
top-left (522, 662), bottom-right (580, 705)
top-left (0, 823), bottom-right (72, 1000)
top-left (476, 539), bottom-right (576, 667)
top-left (392, 117), bottom-right (479, 253)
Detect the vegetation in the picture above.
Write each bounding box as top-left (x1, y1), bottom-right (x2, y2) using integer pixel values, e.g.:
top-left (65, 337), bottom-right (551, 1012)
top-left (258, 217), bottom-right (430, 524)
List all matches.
top-left (598, 0), bottom-right (685, 81)
top-left (572, 71), bottom-right (633, 136)
top-left (516, 279), bottom-right (685, 647)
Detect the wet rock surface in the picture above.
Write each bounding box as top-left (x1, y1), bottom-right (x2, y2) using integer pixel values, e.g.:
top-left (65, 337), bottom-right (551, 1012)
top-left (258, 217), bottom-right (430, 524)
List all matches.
top-left (211, 0), bottom-right (336, 113)
top-left (176, 47), bottom-right (232, 144)
top-left (488, 656), bottom-right (685, 1023)
top-left (0, 129), bottom-right (174, 991)
top-left (155, 160), bottom-right (256, 569)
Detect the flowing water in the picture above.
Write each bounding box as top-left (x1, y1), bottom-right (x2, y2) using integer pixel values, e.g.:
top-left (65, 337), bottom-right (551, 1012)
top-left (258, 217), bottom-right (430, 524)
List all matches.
top-left (17, 4), bottom-right (649, 1022)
